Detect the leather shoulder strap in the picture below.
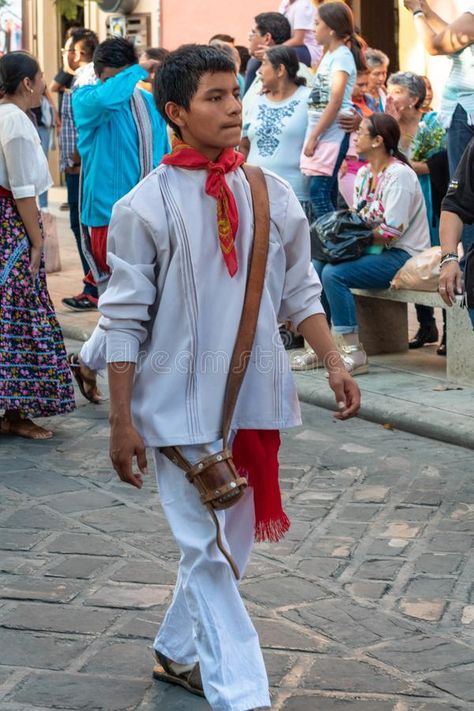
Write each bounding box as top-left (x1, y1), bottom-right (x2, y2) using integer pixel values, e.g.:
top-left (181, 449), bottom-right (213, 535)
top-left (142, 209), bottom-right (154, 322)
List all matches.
top-left (222, 164), bottom-right (270, 446)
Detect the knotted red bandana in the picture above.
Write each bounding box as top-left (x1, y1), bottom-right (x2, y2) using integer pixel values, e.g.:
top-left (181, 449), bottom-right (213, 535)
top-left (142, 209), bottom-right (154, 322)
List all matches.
top-left (162, 136), bottom-right (245, 277)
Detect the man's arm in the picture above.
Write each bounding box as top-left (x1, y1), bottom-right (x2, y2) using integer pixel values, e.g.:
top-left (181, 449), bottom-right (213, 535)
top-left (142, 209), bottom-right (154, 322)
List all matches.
top-left (108, 363), bottom-right (148, 489)
top-left (438, 212), bottom-right (464, 306)
top-left (406, 0), bottom-right (447, 32)
top-left (72, 64), bottom-right (148, 128)
top-left (298, 314), bottom-right (360, 420)
top-left (438, 140), bottom-right (474, 306)
top-left (406, 0), bottom-right (474, 55)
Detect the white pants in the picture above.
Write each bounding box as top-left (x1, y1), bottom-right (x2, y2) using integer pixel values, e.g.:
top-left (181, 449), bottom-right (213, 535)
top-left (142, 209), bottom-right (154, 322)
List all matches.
top-left (153, 444), bottom-right (271, 711)
top-left (79, 324), bottom-right (106, 372)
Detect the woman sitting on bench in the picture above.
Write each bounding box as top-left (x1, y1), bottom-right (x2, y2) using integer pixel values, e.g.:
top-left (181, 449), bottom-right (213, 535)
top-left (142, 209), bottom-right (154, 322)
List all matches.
top-left (294, 113), bottom-right (431, 374)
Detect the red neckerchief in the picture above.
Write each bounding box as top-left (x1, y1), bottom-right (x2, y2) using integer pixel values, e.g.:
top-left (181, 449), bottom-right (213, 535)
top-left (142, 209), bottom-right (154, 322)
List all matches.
top-left (162, 136), bottom-right (245, 277)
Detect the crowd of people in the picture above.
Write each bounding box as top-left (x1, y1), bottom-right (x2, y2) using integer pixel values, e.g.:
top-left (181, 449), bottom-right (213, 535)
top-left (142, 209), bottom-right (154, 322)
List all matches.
top-left (0, 1), bottom-right (473, 710)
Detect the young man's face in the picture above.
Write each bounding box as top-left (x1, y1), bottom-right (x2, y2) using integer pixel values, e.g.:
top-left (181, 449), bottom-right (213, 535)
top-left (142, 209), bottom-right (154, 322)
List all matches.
top-left (168, 71), bottom-right (242, 158)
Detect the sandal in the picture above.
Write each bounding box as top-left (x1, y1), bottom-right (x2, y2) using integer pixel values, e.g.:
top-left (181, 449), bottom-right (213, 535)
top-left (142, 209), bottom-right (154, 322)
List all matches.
top-left (67, 353), bottom-right (102, 404)
top-left (152, 650), bottom-right (205, 698)
top-left (291, 348), bottom-right (321, 371)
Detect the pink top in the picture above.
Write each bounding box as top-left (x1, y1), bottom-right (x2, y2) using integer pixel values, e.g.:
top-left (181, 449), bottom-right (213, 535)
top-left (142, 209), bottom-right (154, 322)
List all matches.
top-left (278, 0), bottom-right (323, 66)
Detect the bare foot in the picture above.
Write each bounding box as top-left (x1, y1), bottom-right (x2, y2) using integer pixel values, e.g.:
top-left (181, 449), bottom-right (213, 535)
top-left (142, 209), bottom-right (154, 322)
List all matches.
top-left (0, 417), bottom-right (53, 440)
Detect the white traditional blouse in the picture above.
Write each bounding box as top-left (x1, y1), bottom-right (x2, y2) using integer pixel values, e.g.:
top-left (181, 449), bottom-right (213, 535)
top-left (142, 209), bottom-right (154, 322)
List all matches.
top-left (353, 160), bottom-right (431, 256)
top-left (0, 103), bottom-right (52, 199)
top-left (99, 165), bottom-right (324, 447)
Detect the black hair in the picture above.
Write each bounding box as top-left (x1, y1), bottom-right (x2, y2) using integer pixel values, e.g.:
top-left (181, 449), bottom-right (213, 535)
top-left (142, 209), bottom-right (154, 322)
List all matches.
top-left (209, 33), bottom-right (235, 44)
top-left (318, 2), bottom-right (368, 71)
top-left (0, 51), bottom-right (39, 95)
top-left (154, 44), bottom-right (236, 137)
top-left (255, 12), bottom-right (291, 45)
top-left (366, 113), bottom-right (411, 165)
top-left (143, 47), bottom-right (170, 63)
top-left (70, 28), bottom-right (99, 62)
top-left (93, 37), bottom-right (138, 76)
top-left (236, 45), bottom-right (250, 74)
top-left (265, 46), bottom-right (306, 87)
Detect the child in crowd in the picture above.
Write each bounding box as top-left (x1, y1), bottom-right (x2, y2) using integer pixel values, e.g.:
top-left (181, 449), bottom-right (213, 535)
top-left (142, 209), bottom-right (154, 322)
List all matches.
top-left (300, 2), bottom-right (367, 219)
top-left (338, 68), bottom-right (372, 207)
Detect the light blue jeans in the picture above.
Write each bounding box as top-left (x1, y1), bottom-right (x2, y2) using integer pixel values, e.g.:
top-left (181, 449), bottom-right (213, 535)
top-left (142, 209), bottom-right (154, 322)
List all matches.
top-left (313, 248), bottom-right (411, 333)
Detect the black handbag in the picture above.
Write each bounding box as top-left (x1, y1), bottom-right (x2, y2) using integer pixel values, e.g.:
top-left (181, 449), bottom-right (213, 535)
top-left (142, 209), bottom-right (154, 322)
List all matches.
top-left (310, 202), bottom-right (373, 263)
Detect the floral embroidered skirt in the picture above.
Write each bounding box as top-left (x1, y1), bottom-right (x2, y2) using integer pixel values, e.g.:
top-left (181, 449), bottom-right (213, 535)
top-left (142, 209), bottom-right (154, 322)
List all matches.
top-left (0, 195), bottom-right (76, 418)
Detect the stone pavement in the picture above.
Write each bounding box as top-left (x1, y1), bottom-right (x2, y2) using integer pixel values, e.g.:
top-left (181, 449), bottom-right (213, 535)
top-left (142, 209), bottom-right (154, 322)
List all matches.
top-left (0, 360), bottom-right (473, 710)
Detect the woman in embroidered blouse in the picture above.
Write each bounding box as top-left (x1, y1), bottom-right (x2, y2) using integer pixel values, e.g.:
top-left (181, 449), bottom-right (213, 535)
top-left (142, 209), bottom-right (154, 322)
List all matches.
top-left (240, 46), bottom-right (310, 215)
top-left (0, 51), bottom-right (75, 439)
top-left (294, 114), bottom-right (430, 374)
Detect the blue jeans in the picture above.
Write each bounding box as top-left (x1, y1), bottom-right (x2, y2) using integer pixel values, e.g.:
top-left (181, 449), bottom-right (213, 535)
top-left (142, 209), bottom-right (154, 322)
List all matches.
top-left (313, 248), bottom-right (411, 333)
top-left (309, 132), bottom-right (350, 220)
top-left (447, 105), bottom-right (474, 257)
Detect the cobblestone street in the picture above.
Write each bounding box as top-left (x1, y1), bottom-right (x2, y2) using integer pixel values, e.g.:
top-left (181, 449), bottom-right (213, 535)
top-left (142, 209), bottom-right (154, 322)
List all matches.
top-left (0, 351), bottom-right (473, 710)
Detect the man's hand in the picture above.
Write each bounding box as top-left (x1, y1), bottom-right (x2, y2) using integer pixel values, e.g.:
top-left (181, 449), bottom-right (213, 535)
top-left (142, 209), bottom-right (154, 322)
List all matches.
top-left (328, 369), bottom-right (361, 420)
top-left (439, 261), bottom-right (463, 306)
top-left (404, 0), bottom-right (423, 13)
top-left (110, 422), bottom-right (148, 489)
top-left (338, 109), bottom-right (361, 133)
top-left (253, 44), bottom-right (267, 61)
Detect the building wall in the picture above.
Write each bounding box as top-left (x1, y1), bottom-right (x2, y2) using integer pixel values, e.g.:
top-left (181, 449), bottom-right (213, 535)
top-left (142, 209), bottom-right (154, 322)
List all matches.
top-left (160, 0), bottom-right (276, 48)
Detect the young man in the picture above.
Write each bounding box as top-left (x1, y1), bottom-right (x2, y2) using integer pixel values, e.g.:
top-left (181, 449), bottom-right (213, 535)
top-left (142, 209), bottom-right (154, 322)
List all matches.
top-left (68, 38), bottom-right (169, 400)
top-left (100, 45), bottom-right (360, 711)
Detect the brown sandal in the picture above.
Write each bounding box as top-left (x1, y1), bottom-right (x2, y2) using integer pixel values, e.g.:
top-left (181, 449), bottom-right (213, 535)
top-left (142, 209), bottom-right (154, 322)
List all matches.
top-left (67, 353), bottom-right (102, 404)
top-left (152, 650), bottom-right (205, 698)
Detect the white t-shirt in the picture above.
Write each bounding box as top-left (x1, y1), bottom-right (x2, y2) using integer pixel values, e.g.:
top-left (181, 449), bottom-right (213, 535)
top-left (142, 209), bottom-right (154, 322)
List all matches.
top-left (0, 103), bottom-right (52, 199)
top-left (243, 85), bottom-right (310, 201)
top-left (308, 45), bottom-right (356, 113)
top-left (278, 0), bottom-right (323, 66)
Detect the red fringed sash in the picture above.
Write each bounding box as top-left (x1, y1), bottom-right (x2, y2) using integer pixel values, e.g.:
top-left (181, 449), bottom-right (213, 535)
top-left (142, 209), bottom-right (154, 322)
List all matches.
top-left (233, 430), bottom-right (290, 542)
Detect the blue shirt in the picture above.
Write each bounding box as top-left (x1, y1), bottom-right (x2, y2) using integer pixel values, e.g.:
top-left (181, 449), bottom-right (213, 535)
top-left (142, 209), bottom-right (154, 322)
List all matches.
top-left (243, 85), bottom-right (310, 202)
top-left (73, 64), bottom-right (169, 226)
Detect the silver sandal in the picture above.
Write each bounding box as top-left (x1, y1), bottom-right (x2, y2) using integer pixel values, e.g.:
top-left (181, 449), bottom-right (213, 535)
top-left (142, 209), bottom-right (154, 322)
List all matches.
top-left (291, 348), bottom-right (321, 371)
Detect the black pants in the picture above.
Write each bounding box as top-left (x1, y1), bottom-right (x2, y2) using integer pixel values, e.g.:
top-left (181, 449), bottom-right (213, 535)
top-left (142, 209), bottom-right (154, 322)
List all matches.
top-left (66, 172), bottom-right (98, 299)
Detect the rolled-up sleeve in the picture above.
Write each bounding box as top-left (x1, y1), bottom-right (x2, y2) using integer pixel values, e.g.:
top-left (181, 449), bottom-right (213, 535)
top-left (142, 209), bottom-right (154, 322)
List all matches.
top-left (99, 201), bottom-right (159, 364)
top-left (277, 187), bottom-right (324, 327)
top-left (3, 136), bottom-right (42, 198)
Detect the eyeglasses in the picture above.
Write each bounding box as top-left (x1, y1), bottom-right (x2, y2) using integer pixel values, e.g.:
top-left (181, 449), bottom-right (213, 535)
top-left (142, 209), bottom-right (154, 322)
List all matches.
top-left (248, 29), bottom-right (259, 39)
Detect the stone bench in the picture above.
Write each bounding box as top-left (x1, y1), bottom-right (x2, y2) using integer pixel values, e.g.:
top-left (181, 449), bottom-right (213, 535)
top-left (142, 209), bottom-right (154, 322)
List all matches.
top-left (352, 288), bottom-right (474, 385)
